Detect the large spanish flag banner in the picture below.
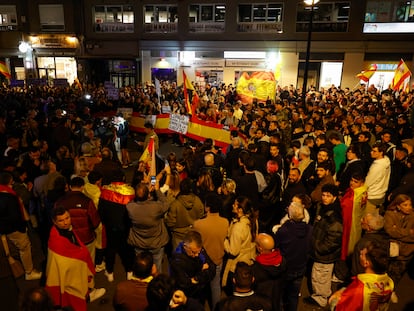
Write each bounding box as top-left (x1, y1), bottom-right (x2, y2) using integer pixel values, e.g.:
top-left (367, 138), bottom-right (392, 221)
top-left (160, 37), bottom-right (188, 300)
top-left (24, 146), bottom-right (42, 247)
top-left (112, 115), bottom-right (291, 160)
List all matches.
top-left (46, 226), bottom-right (94, 311)
top-left (183, 70), bottom-right (199, 118)
top-left (130, 113), bottom-right (237, 149)
top-left (392, 59), bottom-right (412, 92)
top-left (356, 64), bottom-right (377, 83)
top-left (0, 60), bottom-right (11, 79)
top-left (236, 71), bottom-right (276, 104)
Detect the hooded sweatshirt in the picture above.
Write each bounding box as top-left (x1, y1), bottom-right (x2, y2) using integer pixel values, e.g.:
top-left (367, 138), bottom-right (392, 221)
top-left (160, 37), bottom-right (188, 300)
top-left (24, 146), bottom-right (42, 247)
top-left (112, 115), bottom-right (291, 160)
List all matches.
top-left (275, 220), bottom-right (312, 275)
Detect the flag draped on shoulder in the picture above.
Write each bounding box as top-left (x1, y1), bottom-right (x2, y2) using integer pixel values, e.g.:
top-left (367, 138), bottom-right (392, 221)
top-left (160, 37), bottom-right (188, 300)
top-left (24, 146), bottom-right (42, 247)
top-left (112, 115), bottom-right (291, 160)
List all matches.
top-left (335, 273), bottom-right (394, 311)
top-left (0, 60), bottom-right (11, 79)
top-left (356, 64), bottom-right (377, 82)
top-left (183, 71), bottom-right (199, 118)
top-left (45, 226), bottom-right (94, 311)
top-left (392, 59), bottom-right (412, 92)
top-left (138, 136), bottom-right (157, 176)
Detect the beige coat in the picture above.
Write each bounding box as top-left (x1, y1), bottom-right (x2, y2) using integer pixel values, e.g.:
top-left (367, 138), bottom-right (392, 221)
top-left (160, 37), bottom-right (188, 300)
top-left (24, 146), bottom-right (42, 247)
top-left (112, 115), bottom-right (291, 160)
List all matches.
top-left (222, 215), bottom-right (256, 286)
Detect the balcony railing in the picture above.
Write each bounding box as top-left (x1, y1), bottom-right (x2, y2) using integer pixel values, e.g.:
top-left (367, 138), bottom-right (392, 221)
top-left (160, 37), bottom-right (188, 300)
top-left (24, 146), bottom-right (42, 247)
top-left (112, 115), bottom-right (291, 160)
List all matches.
top-left (144, 22), bottom-right (177, 33)
top-left (94, 22), bottom-right (134, 33)
top-left (237, 22), bottom-right (283, 33)
top-left (189, 22), bottom-right (225, 32)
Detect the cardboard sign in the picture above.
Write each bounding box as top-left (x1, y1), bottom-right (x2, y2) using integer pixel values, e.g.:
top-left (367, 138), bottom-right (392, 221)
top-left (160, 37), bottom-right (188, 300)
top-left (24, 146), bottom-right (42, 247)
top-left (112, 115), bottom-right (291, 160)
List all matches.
top-left (168, 114), bottom-right (189, 134)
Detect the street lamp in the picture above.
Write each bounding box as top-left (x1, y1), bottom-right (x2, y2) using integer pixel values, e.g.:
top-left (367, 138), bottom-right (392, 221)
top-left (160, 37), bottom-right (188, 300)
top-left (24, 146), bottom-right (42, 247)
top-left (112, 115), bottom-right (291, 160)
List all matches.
top-left (18, 41), bottom-right (34, 81)
top-left (302, 0), bottom-right (319, 105)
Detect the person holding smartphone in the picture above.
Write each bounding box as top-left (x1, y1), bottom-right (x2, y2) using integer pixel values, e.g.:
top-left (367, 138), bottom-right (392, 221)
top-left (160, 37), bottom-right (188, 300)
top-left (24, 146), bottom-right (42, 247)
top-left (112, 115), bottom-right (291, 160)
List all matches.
top-left (126, 172), bottom-right (170, 274)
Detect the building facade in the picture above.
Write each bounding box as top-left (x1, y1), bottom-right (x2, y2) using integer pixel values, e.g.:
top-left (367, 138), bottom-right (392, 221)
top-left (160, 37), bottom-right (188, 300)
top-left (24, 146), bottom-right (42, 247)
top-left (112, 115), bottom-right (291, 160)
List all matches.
top-left (0, 0), bottom-right (413, 91)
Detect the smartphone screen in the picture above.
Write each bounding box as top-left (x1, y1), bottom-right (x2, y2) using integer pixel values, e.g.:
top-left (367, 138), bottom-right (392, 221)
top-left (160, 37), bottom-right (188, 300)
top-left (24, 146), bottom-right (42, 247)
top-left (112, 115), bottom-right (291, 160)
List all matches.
top-left (151, 176), bottom-right (156, 185)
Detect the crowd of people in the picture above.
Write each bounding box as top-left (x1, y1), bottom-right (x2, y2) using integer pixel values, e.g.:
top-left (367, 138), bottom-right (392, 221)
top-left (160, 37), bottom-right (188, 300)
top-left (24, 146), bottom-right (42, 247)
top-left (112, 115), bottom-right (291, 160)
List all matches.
top-left (1, 79), bottom-right (414, 311)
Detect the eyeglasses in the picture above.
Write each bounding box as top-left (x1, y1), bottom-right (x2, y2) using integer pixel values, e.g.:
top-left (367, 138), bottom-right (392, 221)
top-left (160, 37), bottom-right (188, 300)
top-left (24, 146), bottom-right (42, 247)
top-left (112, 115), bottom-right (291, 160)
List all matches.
top-left (184, 244), bottom-right (201, 256)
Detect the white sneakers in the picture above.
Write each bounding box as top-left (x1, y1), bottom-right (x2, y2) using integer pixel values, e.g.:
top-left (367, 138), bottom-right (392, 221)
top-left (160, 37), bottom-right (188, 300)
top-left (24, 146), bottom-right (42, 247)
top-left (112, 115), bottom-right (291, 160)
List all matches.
top-left (95, 262), bottom-right (106, 273)
top-left (25, 270), bottom-right (42, 281)
top-left (104, 270), bottom-right (114, 282)
top-left (89, 288), bottom-right (106, 302)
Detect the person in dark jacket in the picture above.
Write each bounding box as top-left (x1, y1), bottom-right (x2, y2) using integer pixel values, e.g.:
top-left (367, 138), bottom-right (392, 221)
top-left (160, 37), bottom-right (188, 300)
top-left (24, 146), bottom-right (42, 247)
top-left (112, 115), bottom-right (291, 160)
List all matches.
top-left (0, 171), bottom-right (42, 281)
top-left (215, 262), bottom-right (272, 311)
top-left (0, 233), bottom-right (19, 311)
top-left (99, 170), bottom-right (135, 282)
top-left (389, 154), bottom-right (414, 203)
top-left (304, 184), bottom-right (343, 308)
top-left (169, 230), bottom-right (216, 304)
top-left (253, 233), bottom-right (285, 311)
top-left (282, 168), bottom-right (307, 208)
top-left (146, 274), bottom-right (204, 311)
top-left (336, 144), bottom-right (366, 194)
top-left (275, 201), bottom-right (313, 311)
top-left (93, 147), bottom-right (122, 185)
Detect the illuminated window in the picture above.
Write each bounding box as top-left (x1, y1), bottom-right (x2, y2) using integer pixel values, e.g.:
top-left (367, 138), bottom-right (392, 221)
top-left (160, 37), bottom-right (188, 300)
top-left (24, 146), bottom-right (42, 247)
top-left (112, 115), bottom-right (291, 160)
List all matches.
top-left (144, 5), bottom-right (178, 23)
top-left (238, 3), bottom-right (283, 33)
top-left (364, 0), bottom-right (414, 33)
top-left (238, 4), bottom-right (283, 23)
top-left (93, 5), bottom-right (134, 33)
top-left (0, 5), bottom-right (17, 30)
top-left (296, 2), bottom-right (350, 32)
top-left (144, 5), bottom-right (178, 33)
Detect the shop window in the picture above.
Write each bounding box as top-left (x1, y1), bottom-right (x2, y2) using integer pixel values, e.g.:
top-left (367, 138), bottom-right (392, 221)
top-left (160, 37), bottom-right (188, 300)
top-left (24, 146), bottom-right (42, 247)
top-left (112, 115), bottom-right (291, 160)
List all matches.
top-left (0, 5), bottom-right (17, 31)
top-left (37, 57), bottom-right (77, 85)
top-left (93, 5), bottom-right (134, 33)
top-left (144, 5), bottom-right (178, 33)
top-left (189, 4), bottom-right (225, 32)
top-left (296, 2), bottom-right (349, 32)
top-left (364, 0), bottom-right (414, 33)
top-left (39, 4), bottom-right (65, 31)
top-left (237, 3), bottom-right (283, 33)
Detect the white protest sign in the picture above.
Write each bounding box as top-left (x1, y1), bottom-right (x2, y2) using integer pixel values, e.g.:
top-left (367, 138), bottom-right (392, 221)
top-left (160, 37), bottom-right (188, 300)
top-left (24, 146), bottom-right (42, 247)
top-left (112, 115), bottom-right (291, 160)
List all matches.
top-left (168, 114), bottom-right (189, 135)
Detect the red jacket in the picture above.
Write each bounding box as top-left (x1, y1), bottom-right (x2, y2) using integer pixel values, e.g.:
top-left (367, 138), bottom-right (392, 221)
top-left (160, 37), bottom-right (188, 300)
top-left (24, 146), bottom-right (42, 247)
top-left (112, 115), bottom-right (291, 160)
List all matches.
top-left (55, 191), bottom-right (101, 244)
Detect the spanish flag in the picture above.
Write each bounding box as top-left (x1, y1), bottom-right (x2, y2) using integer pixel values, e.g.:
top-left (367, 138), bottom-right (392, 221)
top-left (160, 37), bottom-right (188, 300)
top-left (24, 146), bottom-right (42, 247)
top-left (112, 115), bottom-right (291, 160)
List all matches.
top-left (391, 59), bottom-right (412, 92)
top-left (46, 226), bottom-right (95, 311)
top-left (356, 64), bottom-right (377, 82)
top-left (183, 70), bottom-right (199, 118)
top-left (0, 60), bottom-right (11, 79)
top-left (138, 136), bottom-right (156, 176)
top-left (340, 184), bottom-right (367, 260)
top-left (335, 273), bottom-right (394, 311)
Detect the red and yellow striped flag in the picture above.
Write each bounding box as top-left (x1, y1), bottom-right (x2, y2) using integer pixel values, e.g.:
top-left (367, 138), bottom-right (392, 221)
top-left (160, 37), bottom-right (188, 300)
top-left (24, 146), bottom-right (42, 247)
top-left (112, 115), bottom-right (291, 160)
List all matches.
top-left (392, 59), bottom-right (412, 91)
top-left (139, 136), bottom-right (156, 176)
top-left (183, 70), bottom-right (199, 117)
top-left (46, 226), bottom-right (94, 311)
top-left (0, 60), bottom-right (11, 79)
top-left (356, 64), bottom-right (377, 82)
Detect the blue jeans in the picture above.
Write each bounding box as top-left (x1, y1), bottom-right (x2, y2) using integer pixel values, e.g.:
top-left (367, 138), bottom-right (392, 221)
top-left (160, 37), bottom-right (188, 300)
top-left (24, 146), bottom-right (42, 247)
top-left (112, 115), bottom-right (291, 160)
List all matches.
top-left (283, 271), bottom-right (305, 311)
top-left (210, 263), bottom-right (222, 310)
top-left (135, 247), bottom-right (165, 274)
